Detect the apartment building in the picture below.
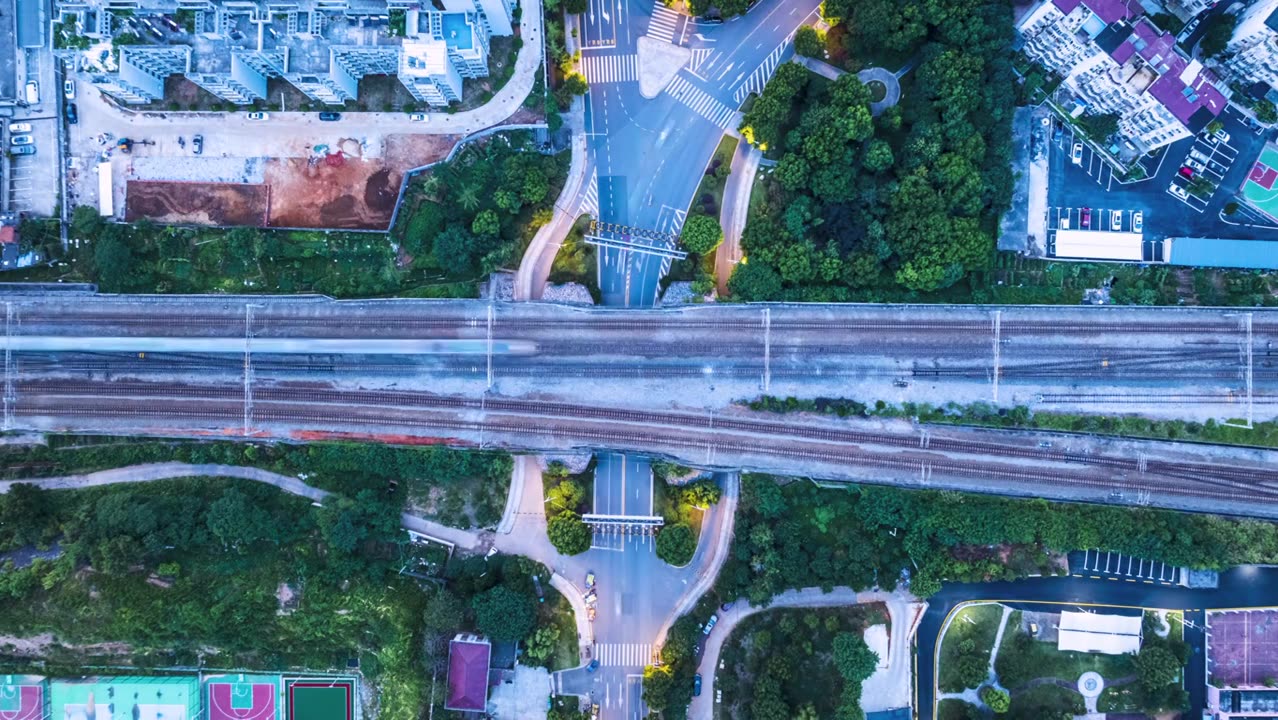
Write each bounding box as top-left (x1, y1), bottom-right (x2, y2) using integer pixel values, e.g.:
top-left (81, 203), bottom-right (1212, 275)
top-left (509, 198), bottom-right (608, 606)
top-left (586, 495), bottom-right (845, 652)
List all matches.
top-left (1018, 0), bottom-right (1226, 153)
top-left (62, 0), bottom-right (513, 108)
top-left (1222, 0), bottom-right (1278, 89)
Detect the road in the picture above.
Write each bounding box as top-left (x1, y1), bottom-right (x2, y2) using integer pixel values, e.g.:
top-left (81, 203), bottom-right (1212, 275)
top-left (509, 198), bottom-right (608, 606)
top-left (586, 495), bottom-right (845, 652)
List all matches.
top-left (578, 0), bottom-right (820, 306)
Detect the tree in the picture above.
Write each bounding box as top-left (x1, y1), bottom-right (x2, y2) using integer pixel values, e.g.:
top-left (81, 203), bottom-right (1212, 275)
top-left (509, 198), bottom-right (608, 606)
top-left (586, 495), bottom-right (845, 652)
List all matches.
top-left (833, 632), bottom-right (879, 682)
top-left (206, 489), bottom-right (277, 551)
top-left (547, 513), bottom-right (592, 555)
top-left (1199, 13), bottom-right (1238, 57)
top-left (1255, 99), bottom-right (1278, 125)
top-left (432, 225), bottom-right (478, 275)
top-left (92, 227), bottom-right (140, 292)
top-left (795, 26), bottom-right (825, 58)
top-left (422, 589), bottom-right (465, 635)
top-left (681, 214), bottom-right (723, 255)
top-left (70, 205), bottom-right (105, 240)
top-left (546, 478), bottom-right (585, 517)
top-left (563, 0), bottom-right (587, 12)
top-left (1078, 112), bottom-right (1119, 143)
top-left (472, 585), bottom-right (537, 641)
top-left (656, 523), bottom-right (697, 566)
top-left (471, 209), bottom-right (501, 238)
top-left (980, 686), bottom-right (1010, 713)
top-left (862, 139), bottom-right (895, 174)
top-left (680, 479), bottom-right (722, 508)
top-left (1135, 645), bottom-right (1181, 691)
top-left (642, 665), bottom-right (674, 712)
top-left (524, 625), bottom-right (561, 663)
top-left (728, 260), bottom-right (783, 300)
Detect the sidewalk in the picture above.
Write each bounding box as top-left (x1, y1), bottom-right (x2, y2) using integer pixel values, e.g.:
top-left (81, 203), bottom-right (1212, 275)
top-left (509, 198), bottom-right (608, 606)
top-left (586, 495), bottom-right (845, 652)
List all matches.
top-left (715, 144), bottom-right (760, 295)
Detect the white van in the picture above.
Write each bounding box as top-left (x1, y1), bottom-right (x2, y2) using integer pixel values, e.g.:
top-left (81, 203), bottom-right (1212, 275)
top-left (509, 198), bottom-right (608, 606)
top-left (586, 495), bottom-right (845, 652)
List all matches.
top-left (24, 81), bottom-right (39, 105)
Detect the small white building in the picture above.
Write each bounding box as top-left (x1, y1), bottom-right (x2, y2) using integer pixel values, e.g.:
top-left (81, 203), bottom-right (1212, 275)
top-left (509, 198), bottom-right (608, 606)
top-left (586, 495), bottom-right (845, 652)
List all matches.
top-left (1058, 610), bottom-right (1143, 655)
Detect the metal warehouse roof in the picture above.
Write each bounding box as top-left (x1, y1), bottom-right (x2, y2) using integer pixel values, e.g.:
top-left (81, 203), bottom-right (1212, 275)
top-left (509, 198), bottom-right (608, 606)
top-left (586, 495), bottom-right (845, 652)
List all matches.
top-left (1168, 237), bottom-right (1278, 270)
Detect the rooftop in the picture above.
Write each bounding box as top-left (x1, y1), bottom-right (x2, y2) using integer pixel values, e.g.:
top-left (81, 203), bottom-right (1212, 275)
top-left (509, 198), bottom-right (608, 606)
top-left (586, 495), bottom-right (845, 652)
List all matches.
top-left (446, 636), bottom-right (492, 712)
top-left (1105, 17), bottom-right (1227, 129)
top-left (1053, 0), bottom-right (1146, 25)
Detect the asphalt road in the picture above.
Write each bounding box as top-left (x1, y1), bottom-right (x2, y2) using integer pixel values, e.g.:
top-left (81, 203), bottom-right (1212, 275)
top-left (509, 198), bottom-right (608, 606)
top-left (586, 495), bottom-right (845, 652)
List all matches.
top-left (580, 0), bottom-right (820, 306)
top-left (917, 566), bottom-right (1278, 719)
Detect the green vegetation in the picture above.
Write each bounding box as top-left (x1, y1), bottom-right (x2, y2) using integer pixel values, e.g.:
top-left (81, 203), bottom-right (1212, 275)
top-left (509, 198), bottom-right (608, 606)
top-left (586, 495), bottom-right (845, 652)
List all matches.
top-left (1006, 684), bottom-right (1083, 720)
top-left (732, 0), bottom-right (1013, 300)
top-left (1256, 99), bottom-right (1278, 125)
top-left (1150, 12), bottom-right (1185, 35)
top-left (0, 435), bottom-right (511, 529)
top-left (715, 474), bottom-right (1278, 606)
top-left (937, 604), bottom-right (1001, 691)
top-left (655, 524), bottom-right (696, 566)
top-left (747, 395), bottom-right (1278, 450)
top-left (794, 26), bottom-right (826, 59)
top-left (391, 134), bottom-right (569, 284)
top-left (688, 135), bottom-right (738, 217)
top-left (981, 686), bottom-right (1010, 713)
top-left (937, 698), bottom-right (983, 720)
top-left (680, 214), bottom-right (723, 256)
top-left (548, 215), bottom-right (602, 301)
top-left (996, 626), bottom-right (1135, 688)
top-left (653, 478), bottom-right (721, 566)
top-left (543, 461), bottom-right (593, 555)
top-left (1200, 12), bottom-right (1238, 58)
top-left (716, 606), bottom-right (886, 720)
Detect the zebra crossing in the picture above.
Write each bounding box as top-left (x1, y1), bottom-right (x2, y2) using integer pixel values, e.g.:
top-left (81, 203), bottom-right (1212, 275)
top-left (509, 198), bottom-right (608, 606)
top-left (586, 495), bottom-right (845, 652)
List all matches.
top-left (580, 174), bottom-right (599, 218)
top-left (665, 75), bottom-right (737, 130)
top-left (595, 643), bottom-right (654, 667)
top-left (647, 1), bottom-right (680, 43)
top-left (732, 39), bottom-right (790, 104)
top-left (582, 54), bottom-right (638, 84)
top-left (689, 48), bottom-right (713, 75)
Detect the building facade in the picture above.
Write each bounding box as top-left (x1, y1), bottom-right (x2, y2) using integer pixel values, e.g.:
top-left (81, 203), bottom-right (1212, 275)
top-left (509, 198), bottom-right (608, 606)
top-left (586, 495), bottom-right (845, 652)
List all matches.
top-left (1222, 0), bottom-right (1278, 89)
top-left (60, 0), bottom-right (513, 108)
top-left (1018, 0), bottom-right (1226, 153)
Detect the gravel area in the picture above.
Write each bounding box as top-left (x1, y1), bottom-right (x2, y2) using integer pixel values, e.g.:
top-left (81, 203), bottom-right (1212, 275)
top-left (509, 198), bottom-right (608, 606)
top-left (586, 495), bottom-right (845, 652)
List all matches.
top-left (130, 156), bottom-right (266, 184)
top-left (540, 282), bottom-right (595, 304)
top-left (539, 453), bottom-right (593, 473)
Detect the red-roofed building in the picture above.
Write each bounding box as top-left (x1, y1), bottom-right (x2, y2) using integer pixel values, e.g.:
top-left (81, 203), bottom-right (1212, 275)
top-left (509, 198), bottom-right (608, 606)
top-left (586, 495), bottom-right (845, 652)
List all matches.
top-left (1018, 0), bottom-right (1226, 153)
top-left (446, 634), bottom-right (492, 713)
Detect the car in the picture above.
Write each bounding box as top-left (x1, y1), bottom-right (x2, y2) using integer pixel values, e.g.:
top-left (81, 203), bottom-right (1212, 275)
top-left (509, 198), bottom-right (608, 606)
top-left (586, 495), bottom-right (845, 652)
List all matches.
top-left (64, 80), bottom-right (75, 99)
top-left (1060, 216), bottom-right (1070, 230)
top-left (25, 80), bottom-right (38, 105)
top-left (10, 135), bottom-right (33, 146)
top-left (408, 112), bottom-right (428, 122)
top-left (1214, 129), bottom-right (1231, 143)
top-left (693, 674), bottom-right (702, 697)
top-left (720, 601), bottom-right (734, 611)
top-left (1186, 157), bottom-right (1205, 172)
top-left (585, 659), bottom-right (600, 673)
top-left (1169, 182), bottom-right (1189, 199)
top-left (702, 614), bottom-right (719, 635)
top-left (65, 103), bottom-right (77, 124)
top-left (584, 589), bottom-right (597, 605)
top-left (1189, 148), bottom-right (1210, 162)
top-left (247, 111), bottom-right (269, 121)
top-left (318, 111), bottom-right (341, 121)
top-left (1110, 209), bottom-right (1122, 228)
top-left (1071, 142), bottom-right (1083, 164)
top-left (1205, 134), bottom-right (1219, 145)
top-left (7, 122), bottom-right (31, 133)
top-left (9, 145), bottom-right (35, 156)
top-left (591, 703), bottom-right (600, 720)
top-left (1133, 211), bottom-right (1143, 233)
top-left (585, 571), bottom-right (595, 588)
top-left (1080, 207), bottom-right (1091, 228)
top-left (1179, 166), bottom-right (1194, 178)
top-left (192, 134), bottom-right (203, 155)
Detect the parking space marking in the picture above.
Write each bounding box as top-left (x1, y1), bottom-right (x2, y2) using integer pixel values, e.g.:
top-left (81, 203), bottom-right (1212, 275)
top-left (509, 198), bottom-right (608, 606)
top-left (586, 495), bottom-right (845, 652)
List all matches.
top-left (1078, 549), bottom-right (1181, 584)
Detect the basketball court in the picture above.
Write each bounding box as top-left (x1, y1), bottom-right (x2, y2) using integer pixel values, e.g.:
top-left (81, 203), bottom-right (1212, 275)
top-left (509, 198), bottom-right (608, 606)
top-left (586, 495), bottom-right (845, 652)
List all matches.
top-left (1208, 609), bottom-right (1278, 686)
top-left (0, 677), bottom-right (43, 720)
top-left (284, 678), bottom-right (355, 720)
top-left (1242, 145), bottom-right (1278, 220)
top-left (207, 674), bottom-right (279, 720)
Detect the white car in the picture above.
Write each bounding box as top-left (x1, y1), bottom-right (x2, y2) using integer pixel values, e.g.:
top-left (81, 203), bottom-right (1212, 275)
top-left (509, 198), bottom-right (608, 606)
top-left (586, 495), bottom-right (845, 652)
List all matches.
top-left (10, 134), bottom-right (33, 146)
top-left (247, 111), bottom-right (269, 121)
top-left (1133, 211), bottom-right (1143, 233)
top-left (1185, 157), bottom-right (1206, 172)
top-left (1072, 142), bottom-right (1083, 164)
top-left (1214, 129), bottom-right (1231, 143)
top-left (1169, 182), bottom-right (1189, 200)
top-left (1110, 209), bottom-right (1122, 227)
top-left (7, 122), bottom-right (31, 133)
top-left (409, 113), bottom-right (428, 122)
top-left (64, 80), bottom-right (75, 99)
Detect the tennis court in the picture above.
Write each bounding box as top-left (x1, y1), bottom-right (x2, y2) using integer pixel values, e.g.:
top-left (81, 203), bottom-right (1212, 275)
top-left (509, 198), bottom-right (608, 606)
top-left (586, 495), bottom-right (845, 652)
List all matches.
top-left (51, 676), bottom-right (199, 720)
top-left (207, 674), bottom-right (279, 720)
top-left (0, 677), bottom-right (44, 720)
top-left (284, 678), bottom-right (356, 720)
top-left (1209, 609), bottom-right (1278, 686)
top-left (1242, 145), bottom-right (1278, 220)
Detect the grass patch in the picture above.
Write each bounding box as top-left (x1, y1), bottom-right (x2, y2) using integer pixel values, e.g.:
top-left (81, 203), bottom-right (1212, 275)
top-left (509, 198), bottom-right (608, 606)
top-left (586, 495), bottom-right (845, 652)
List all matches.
top-left (542, 587), bottom-right (581, 670)
top-left (687, 135), bottom-right (739, 217)
top-left (867, 80), bottom-right (887, 103)
top-left (938, 603), bottom-right (1004, 692)
top-left (937, 698), bottom-right (980, 720)
top-left (1006, 683), bottom-right (1086, 720)
top-left (996, 624), bottom-right (1136, 689)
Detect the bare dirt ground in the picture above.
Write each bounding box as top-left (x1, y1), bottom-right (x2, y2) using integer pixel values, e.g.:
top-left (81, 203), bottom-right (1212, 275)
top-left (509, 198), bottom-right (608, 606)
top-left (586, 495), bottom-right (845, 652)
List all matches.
top-left (125, 180), bottom-right (270, 226)
top-left (124, 133), bottom-right (458, 229)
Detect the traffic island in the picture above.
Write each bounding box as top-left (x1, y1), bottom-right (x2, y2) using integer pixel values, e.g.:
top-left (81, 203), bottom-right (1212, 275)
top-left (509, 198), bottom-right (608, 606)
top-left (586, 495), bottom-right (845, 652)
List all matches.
top-left (637, 36), bottom-right (691, 99)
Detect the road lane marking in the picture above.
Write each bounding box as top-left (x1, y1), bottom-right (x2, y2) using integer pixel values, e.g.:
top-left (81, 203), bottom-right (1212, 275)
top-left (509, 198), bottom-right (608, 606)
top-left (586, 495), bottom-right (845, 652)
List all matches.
top-left (665, 75), bottom-right (737, 129)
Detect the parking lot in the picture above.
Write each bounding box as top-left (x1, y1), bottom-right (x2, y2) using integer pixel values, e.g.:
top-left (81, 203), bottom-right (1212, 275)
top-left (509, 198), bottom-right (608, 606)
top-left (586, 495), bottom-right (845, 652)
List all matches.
top-left (1069, 549), bottom-right (1181, 585)
top-left (1046, 105), bottom-right (1278, 247)
top-left (1047, 206), bottom-right (1141, 233)
top-left (4, 116), bottom-right (59, 217)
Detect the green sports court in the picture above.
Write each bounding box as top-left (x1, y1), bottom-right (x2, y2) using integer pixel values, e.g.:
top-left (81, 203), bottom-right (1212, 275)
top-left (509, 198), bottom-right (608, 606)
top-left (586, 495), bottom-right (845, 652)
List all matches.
top-left (50, 676), bottom-right (199, 720)
top-left (1242, 144), bottom-right (1278, 220)
top-left (283, 678), bottom-right (355, 720)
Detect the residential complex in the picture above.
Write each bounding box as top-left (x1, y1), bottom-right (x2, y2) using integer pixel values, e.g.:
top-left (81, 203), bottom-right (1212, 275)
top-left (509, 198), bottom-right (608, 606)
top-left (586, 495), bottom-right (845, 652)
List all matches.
top-left (1223, 0), bottom-right (1278, 90)
top-left (58, 0), bottom-right (515, 107)
top-left (1018, 0), bottom-right (1226, 153)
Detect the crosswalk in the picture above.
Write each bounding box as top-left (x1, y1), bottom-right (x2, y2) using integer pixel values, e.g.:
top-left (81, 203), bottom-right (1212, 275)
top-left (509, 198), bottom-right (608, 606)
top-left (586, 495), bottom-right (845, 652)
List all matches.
top-left (647, 1), bottom-right (680, 43)
top-left (733, 40), bottom-right (790, 104)
top-left (665, 75), bottom-right (737, 130)
top-left (595, 643), bottom-right (654, 667)
top-left (689, 48), bottom-right (713, 75)
top-left (582, 54), bottom-right (638, 84)
top-left (580, 174), bottom-right (599, 218)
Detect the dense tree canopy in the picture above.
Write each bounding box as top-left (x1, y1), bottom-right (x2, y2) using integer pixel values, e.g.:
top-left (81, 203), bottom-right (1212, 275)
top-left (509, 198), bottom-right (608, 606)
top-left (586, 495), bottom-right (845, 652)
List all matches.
top-left (680, 214), bottom-right (724, 255)
top-left (656, 523), bottom-right (697, 566)
top-left (547, 513), bottom-right (592, 555)
top-left (472, 585), bottom-right (538, 642)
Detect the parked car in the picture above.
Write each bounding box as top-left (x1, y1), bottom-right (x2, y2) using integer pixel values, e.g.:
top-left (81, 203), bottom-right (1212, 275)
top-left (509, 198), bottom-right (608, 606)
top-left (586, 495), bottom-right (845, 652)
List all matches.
top-left (693, 675), bottom-right (702, 697)
top-left (1186, 157), bottom-right (1206, 172)
top-left (1060, 216), bottom-right (1070, 230)
top-left (584, 589), bottom-right (597, 605)
top-left (585, 571), bottom-right (596, 588)
top-left (9, 145), bottom-right (35, 156)
top-left (247, 111), bottom-right (269, 121)
top-left (409, 112), bottom-right (428, 122)
top-left (192, 134), bottom-right (203, 154)
top-left (1169, 182), bottom-right (1189, 199)
top-left (318, 111), bottom-right (341, 121)
top-left (720, 601), bottom-right (734, 611)
top-left (1179, 166), bottom-right (1194, 178)
top-left (7, 122), bottom-right (31, 133)
top-left (1071, 142), bottom-right (1083, 164)
top-left (1133, 211), bottom-right (1143, 233)
top-left (64, 79), bottom-right (75, 99)
top-left (1080, 207), bottom-right (1091, 228)
top-left (702, 614), bottom-right (719, 635)
top-left (585, 659), bottom-right (600, 673)
top-left (10, 135), bottom-right (33, 146)
top-left (25, 81), bottom-right (39, 105)
top-left (1214, 128), bottom-right (1231, 143)
top-left (65, 103), bottom-right (78, 124)
top-left (1110, 209), bottom-right (1122, 228)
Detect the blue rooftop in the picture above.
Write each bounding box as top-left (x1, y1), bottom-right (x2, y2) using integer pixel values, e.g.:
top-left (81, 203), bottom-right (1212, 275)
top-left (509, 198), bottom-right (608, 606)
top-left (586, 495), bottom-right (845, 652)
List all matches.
top-left (1170, 237), bottom-right (1278, 270)
top-left (442, 13), bottom-right (474, 51)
